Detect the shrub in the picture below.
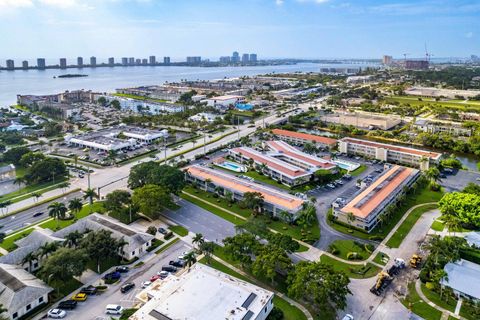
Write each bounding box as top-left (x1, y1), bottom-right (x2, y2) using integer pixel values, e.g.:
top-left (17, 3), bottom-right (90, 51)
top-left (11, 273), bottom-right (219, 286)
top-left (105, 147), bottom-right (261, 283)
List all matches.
top-left (419, 268), bottom-right (430, 283)
top-left (347, 252), bottom-right (362, 260)
top-left (164, 232), bottom-right (174, 240)
top-left (364, 244), bottom-right (375, 253)
top-left (425, 282), bottom-right (435, 290)
top-left (328, 244), bottom-right (339, 255)
top-left (429, 182), bottom-right (441, 191)
top-left (146, 226), bottom-right (157, 235)
top-left (95, 285), bottom-right (108, 290)
top-left (266, 306), bottom-right (284, 320)
top-left (353, 240), bottom-right (363, 248)
top-left (369, 235), bottom-right (384, 241)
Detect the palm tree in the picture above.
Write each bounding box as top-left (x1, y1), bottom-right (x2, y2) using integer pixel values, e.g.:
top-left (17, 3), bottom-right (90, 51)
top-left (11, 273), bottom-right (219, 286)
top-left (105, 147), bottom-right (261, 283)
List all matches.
top-left (432, 269), bottom-right (449, 298)
top-left (32, 192), bottom-right (42, 203)
top-left (199, 241), bottom-right (214, 264)
top-left (68, 198), bottom-right (83, 218)
top-left (225, 190), bottom-right (234, 203)
top-left (204, 178), bottom-right (212, 192)
top-left (58, 182), bottom-right (71, 194)
top-left (192, 233), bottom-right (205, 250)
top-left (443, 214), bottom-right (461, 236)
top-left (48, 202), bottom-right (68, 229)
top-left (13, 177), bottom-right (25, 190)
top-left (183, 251), bottom-right (197, 270)
top-left (346, 212), bottom-right (356, 225)
top-left (21, 251), bottom-right (38, 272)
top-left (0, 200), bottom-right (12, 215)
top-left (117, 238), bottom-right (129, 262)
top-left (37, 242), bottom-right (59, 260)
top-left (83, 188), bottom-right (97, 205)
top-left (63, 230), bottom-right (83, 248)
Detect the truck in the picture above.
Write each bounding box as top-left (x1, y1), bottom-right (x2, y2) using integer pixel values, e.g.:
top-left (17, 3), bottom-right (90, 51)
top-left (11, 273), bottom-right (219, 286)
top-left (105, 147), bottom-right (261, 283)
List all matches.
top-left (410, 254), bottom-right (422, 268)
top-left (370, 271), bottom-right (393, 296)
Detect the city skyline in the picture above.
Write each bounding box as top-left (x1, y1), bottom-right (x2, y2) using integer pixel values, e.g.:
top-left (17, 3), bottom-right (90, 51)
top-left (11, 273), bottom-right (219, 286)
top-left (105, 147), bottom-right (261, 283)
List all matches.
top-left (0, 0), bottom-right (479, 59)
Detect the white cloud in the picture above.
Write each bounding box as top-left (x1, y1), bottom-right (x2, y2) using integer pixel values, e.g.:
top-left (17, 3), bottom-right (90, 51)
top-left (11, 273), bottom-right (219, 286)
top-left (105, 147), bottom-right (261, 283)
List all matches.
top-left (275, 0), bottom-right (284, 6)
top-left (38, 0), bottom-right (78, 8)
top-left (297, 0), bottom-right (329, 4)
top-left (0, 0), bottom-right (34, 10)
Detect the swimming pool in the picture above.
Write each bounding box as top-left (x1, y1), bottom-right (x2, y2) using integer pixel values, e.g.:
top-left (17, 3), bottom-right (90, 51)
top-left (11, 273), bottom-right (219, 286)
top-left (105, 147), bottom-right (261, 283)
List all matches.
top-left (235, 103), bottom-right (253, 111)
top-left (334, 159), bottom-right (360, 172)
top-left (216, 161), bottom-right (247, 173)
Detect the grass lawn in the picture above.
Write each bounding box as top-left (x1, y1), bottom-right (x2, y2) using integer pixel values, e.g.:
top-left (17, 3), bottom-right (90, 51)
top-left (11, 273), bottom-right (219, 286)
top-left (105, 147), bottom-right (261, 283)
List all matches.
top-left (350, 164), bottom-right (367, 176)
top-left (199, 257), bottom-right (307, 320)
top-left (242, 170), bottom-right (292, 191)
top-left (38, 202), bottom-right (105, 231)
top-left (401, 282), bottom-right (442, 320)
top-left (420, 283), bottom-right (457, 312)
top-left (328, 239), bottom-right (373, 261)
top-left (431, 220), bottom-right (445, 232)
top-left (87, 255), bottom-right (121, 274)
top-left (448, 316), bottom-right (459, 320)
top-left (319, 255), bottom-right (380, 279)
top-left (0, 178), bottom-right (67, 204)
top-left (0, 228), bottom-right (34, 251)
top-left (385, 96), bottom-right (480, 112)
top-left (50, 277), bottom-right (83, 300)
top-left (386, 203), bottom-right (439, 248)
top-left (373, 252), bottom-right (389, 266)
top-left (146, 238), bottom-right (164, 252)
top-left (169, 225), bottom-right (188, 237)
top-left (155, 238), bottom-right (180, 254)
top-left (296, 244), bottom-right (309, 252)
top-left (113, 93), bottom-right (171, 104)
top-left (460, 301), bottom-right (480, 320)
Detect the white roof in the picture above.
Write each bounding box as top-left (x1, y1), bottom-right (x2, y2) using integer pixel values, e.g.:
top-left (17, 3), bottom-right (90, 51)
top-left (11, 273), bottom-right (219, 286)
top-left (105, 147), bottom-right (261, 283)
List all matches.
top-left (442, 259), bottom-right (480, 299)
top-left (464, 232), bottom-right (480, 247)
top-left (131, 264), bottom-right (273, 320)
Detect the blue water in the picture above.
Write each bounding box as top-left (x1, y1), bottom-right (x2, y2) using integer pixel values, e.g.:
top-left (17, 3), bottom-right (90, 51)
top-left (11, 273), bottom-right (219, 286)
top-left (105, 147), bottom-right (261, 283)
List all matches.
top-left (235, 103), bottom-right (253, 111)
top-left (0, 62), bottom-right (378, 106)
top-left (224, 162), bottom-right (241, 170)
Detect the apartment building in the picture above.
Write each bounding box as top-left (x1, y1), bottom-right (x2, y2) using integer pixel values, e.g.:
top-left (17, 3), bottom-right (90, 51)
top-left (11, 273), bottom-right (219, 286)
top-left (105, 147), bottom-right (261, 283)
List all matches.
top-left (185, 165), bottom-right (305, 219)
top-left (338, 137), bottom-right (442, 170)
top-left (334, 165), bottom-right (420, 232)
top-left (414, 119), bottom-right (472, 137)
top-left (271, 129), bottom-right (337, 149)
top-left (321, 112), bottom-right (401, 130)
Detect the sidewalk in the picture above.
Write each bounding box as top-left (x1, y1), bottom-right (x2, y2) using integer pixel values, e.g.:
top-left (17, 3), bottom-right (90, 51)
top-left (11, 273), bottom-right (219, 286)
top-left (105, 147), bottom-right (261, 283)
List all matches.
top-left (415, 279), bottom-right (465, 320)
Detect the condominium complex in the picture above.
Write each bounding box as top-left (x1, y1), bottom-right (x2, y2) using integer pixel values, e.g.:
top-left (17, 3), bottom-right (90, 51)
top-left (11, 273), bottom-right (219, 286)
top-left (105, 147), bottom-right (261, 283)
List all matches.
top-left (414, 119), bottom-right (473, 137)
top-left (334, 165), bottom-right (420, 232)
top-left (271, 129), bottom-right (337, 149)
top-left (185, 165), bottom-right (305, 218)
top-left (338, 137), bottom-right (442, 170)
top-left (131, 264), bottom-right (274, 320)
top-left (229, 142), bottom-right (336, 187)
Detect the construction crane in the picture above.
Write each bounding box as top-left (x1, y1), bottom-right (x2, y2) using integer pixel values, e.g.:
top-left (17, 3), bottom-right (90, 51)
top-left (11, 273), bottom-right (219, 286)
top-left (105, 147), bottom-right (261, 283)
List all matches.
top-left (424, 42), bottom-right (433, 62)
top-left (403, 53), bottom-right (410, 62)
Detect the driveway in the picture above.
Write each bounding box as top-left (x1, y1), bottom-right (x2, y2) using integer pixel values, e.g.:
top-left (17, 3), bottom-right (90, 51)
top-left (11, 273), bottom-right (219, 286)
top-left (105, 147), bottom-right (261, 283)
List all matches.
top-left (162, 199), bottom-right (237, 243)
top-left (0, 190), bottom-right (84, 235)
top-left (439, 169), bottom-right (480, 192)
top-left (58, 239), bottom-right (191, 320)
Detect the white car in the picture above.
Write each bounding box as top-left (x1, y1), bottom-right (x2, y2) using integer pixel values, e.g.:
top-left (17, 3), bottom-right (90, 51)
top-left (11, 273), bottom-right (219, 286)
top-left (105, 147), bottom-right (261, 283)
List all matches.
top-left (47, 309), bottom-right (66, 319)
top-left (141, 281), bottom-right (152, 288)
top-left (342, 314), bottom-right (354, 320)
top-left (105, 304), bottom-right (123, 315)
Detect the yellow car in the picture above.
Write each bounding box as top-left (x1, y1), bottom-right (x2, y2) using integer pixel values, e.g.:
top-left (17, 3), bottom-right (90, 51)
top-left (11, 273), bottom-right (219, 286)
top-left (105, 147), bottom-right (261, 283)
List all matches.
top-left (71, 293), bottom-right (88, 301)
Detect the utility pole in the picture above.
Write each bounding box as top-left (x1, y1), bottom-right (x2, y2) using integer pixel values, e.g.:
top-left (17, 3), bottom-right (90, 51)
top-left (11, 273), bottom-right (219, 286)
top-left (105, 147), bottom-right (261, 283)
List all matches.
top-left (87, 163), bottom-right (91, 190)
top-left (203, 130), bottom-right (206, 156)
top-left (237, 115), bottom-right (240, 140)
top-left (164, 135), bottom-right (167, 163)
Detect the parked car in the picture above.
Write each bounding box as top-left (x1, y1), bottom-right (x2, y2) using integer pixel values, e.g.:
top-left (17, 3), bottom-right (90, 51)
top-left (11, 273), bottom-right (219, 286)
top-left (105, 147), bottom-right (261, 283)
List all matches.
top-left (343, 174), bottom-right (352, 180)
top-left (341, 315), bottom-right (354, 320)
top-left (120, 282), bottom-right (135, 293)
top-left (141, 281), bottom-right (152, 288)
top-left (71, 293), bottom-right (88, 301)
top-left (158, 227), bottom-right (167, 234)
top-left (105, 304), bottom-right (123, 315)
top-left (33, 212), bottom-right (44, 217)
top-left (47, 309), bottom-right (66, 318)
top-left (116, 266), bottom-right (129, 273)
top-left (169, 260), bottom-right (186, 268)
top-left (58, 300), bottom-right (77, 310)
top-left (161, 265), bottom-right (177, 273)
top-left (103, 271), bottom-right (121, 281)
top-left (79, 285), bottom-right (97, 295)
top-left (158, 270), bottom-right (170, 279)
top-left (150, 274), bottom-right (161, 282)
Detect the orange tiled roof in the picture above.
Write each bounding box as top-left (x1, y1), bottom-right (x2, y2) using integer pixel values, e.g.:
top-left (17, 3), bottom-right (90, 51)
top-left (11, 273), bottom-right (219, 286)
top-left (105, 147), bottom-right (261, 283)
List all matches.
top-left (187, 166), bottom-right (304, 211)
top-left (272, 129), bottom-right (337, 146)
top-left (341, 138), bottom-right (441, 159)
top-left (341, 165), bottom-right (416, 219)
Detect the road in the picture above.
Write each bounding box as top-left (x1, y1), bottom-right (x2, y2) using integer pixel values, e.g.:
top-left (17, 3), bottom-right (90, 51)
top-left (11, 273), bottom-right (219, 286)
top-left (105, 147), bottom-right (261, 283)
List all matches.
top-left (0, 190), bottom-right (83, 235)
top-left (58, 239), bottom-right (191, 320)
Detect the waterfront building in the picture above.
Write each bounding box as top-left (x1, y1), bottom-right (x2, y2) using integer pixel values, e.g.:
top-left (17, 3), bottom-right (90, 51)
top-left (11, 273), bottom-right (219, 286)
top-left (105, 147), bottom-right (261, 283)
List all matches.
top-left (333, 165), bottom-right (420, 232)
top-left (232, 51), bottom-right (240, 63)
top-left (249, 53), bottom-right (258, 62)
top-left (414, 119), bottom-right (472, 137)
top-left (108, 57), bottom-right (114, 66)
top-left (219, 56), bottom-right (231, 63)
top-left (122, 57), bottom-right (128, 66)
top-left (59, 58), bottom-right (67, 69)
top-left (186, 56), bottom-right (201, 64)
top-left (77, 56), bottom-right (83, 67)
top-left (338, 137), bottom-right (442, 170)
top-left (90, 56), bottom-right (96, 66)
top-left (131, 264), bottom-right (274, 320)
top-left (129, 57), bottom-right (135, 65)
top-left (22, 61), bottom-right (28, 69)
top-left (6, 59), bottom-right (14, 70)
top-left (405, 60), bottom-right (429, 70)
top-left (149, 55), bottom-right (156, 65)
top-left (242, 53), bottom-right (249, 63)
top-left (204, 95), bottom-right (244, 109)
top-left (136, 58), bottom-right (141, 65)
top-left (163, 56), bottom-right (170, 64)
top-left (141, 58), bottom-right (148, 65)
top-left (382, 55), bottom-right (393, 65)
top-left (37, 58), bottom-right (46, 69)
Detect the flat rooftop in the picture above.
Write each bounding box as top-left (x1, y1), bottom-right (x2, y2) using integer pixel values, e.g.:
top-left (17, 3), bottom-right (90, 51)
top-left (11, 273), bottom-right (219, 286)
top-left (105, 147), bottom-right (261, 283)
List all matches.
top-left (340, 137), bottom-right (442, 160)
top-left (231, 147), bottom-right (309, 178)
top-left (442, 259), bottom-right (480, 300)
top-left (187, 165), bottom-right (304, 211)
top-left (131, 264), bottom-right (273, 320)
top-left (265, 140), bottom-right (336, 170)
top-left (341, 165), bottom-right (418, 219)
top-left (272, 128), bottom-right (337, 145)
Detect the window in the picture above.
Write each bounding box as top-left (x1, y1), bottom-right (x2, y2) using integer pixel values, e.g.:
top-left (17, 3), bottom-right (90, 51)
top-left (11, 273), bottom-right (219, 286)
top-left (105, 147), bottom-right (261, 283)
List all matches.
top-left (132, 251), bottom-right (135, 256)
top-left (26, 304), bottom-right (31, 311)
top-left (39, 296), bottom-right (44, 303)
top-left (265, 307), bottom-right (268, 313)
top-left (13, 313), bottom-right (18, 319)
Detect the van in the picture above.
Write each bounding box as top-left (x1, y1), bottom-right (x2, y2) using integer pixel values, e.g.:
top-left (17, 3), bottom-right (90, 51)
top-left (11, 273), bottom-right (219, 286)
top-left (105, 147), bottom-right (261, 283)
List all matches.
top-left (105, 304), bottom-right (123, 315)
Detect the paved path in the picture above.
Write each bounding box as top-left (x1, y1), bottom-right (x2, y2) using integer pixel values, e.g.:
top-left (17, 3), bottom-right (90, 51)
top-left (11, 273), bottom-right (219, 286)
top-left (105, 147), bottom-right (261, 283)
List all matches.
top-left (415, 279), bottom-right (466, 320)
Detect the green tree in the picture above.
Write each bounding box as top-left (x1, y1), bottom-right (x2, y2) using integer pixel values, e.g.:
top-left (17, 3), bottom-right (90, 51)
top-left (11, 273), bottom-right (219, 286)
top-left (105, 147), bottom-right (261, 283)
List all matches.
top-left (287, 261), bottom-right (351, 314)
top-left (25, 158), bottom-right (67, 184)
top-left (425, 167), bottom-right (441, 183)
top-left (110, 99), bottom-right (121, 110)
top-left (80, 230), bottom-right (122, 273)
top-left (241, 192), bottom-right (264, 214)
top-left (252, 244), bottom-right (292, 285)
top-left (149, 165), bottom-right (186, 195)
top-left (104, 190), bottom-right (131, 214)
top-left (463, 182), bottom-right (480, 196)
top-left (199, 241), bottom-right (215, 264)
top-left (19, 152), bottom-right (46, 167)
top-left (59, 182), bottom-right (71, 194)
top-left (223, 233), bottom-right (260, 267)
top-left (63, 230), bottom-right (83, 248)
top-left (39, 247), bottom-right (88, 289)
top-left (21, 251), bottom-right (38, 272)
top-left (37, 242), bottom-right (59, 260)
top-left (83, 188), bottom-right (98, 205)
top-left (132, 184), bottom-right (173, 219)
top-left (2, 146), bottom-right (30, 165)
top-left (68, 198), bottom-right (83, 217)
top-left (97, 96), bottom-right (107, 106)
top-left (266, 233), bottom-right (299, 253)
top-left (297, 204), bottom-right (317, 228)
top-left (128, 161), bottom-right (158, 189)
top-left (439, 192), bottom-right (480, 228)
top-left (48, 202), bottom-right (68, 229)
top-left (192, 233), bottom-right (205, 251)
top-left (183, 251), bottom-right (197, 270)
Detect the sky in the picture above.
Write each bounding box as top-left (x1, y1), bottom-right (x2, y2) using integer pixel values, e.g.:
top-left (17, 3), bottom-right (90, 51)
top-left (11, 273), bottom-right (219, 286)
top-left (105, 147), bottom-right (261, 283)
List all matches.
top-left (0, 0), bottom-right (479, 61)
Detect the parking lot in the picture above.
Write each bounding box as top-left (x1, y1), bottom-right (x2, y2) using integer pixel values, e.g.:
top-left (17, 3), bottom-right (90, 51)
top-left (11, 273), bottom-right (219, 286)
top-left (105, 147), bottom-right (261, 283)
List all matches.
top-left (439, 168), bottom-right (480, 192)
top-left (52, 240), bottom-right (192, 320)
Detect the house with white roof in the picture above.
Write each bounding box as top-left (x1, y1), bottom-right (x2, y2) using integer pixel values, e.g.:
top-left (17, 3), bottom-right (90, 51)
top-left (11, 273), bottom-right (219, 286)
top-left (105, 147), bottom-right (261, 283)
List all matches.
top-left (441, 259), bottom-right (480, 301)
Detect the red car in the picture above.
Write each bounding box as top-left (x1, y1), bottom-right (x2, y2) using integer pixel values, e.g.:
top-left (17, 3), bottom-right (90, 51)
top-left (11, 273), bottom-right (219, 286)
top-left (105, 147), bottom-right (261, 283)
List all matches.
top-left (150, 275), bottom-right (161, 282)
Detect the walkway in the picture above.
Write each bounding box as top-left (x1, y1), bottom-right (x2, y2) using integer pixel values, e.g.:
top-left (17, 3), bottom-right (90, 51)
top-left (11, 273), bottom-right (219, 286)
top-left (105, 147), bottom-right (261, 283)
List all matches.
top-left (415, 279), bottom-right (465, 320)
